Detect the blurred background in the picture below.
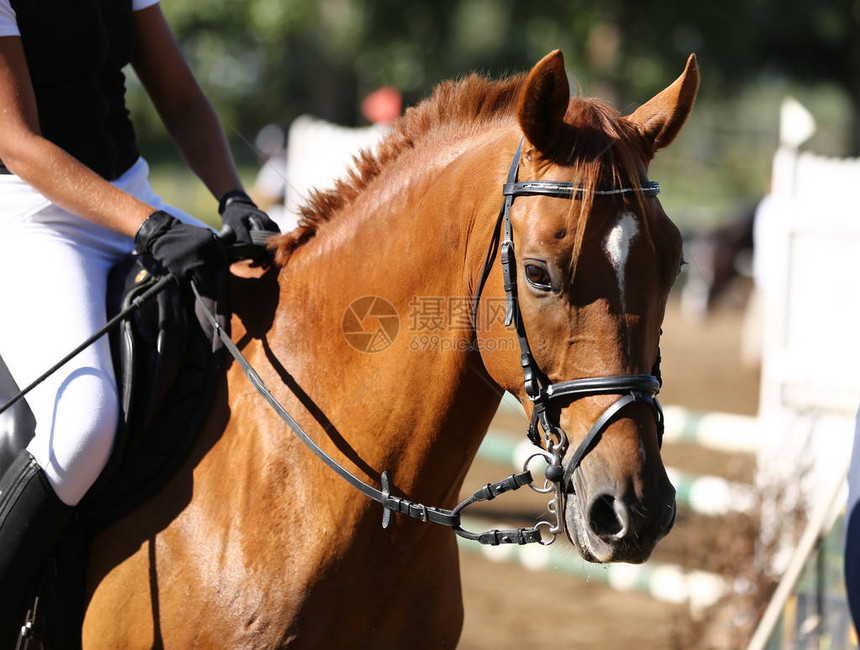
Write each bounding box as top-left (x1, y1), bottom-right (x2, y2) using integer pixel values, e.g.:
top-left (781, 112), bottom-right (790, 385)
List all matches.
top-left (131, 1), bottom-right (860, 648)
top-left (135, 0), bottom-right (858, 224)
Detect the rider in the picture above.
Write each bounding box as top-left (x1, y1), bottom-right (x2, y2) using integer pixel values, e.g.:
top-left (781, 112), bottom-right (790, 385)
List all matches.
top-left (0, 0), bottom-right (280, 638)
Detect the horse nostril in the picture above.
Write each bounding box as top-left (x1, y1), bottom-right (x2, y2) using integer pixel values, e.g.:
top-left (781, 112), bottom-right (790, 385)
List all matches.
top-left (587, 492), bottom-right (629, 540)
top-left (662, 502), bottom-right (677, 536)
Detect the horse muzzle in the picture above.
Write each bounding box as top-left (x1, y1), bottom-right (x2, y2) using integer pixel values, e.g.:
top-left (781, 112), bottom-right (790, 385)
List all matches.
top-left (562, 459), bottom-right (677, 564)
top-left (525, 382), bottom-right (673, 561)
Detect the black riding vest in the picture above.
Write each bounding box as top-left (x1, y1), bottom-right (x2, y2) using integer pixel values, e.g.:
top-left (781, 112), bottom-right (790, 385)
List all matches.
top-left (0, 0), bottom-right (140, 180)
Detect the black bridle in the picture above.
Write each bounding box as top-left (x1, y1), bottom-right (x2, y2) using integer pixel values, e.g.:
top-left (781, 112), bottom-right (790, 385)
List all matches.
top-left (197, 140), bottom-right (667, 546)
top-left (194, 140), bottom-right (667, 547)
top-left (471, 139), bottom-right (665, 535)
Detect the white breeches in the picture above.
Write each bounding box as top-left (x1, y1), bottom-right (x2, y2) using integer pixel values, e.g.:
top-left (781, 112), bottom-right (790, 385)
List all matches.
top-left (0, 157), bottom-right (206, 505)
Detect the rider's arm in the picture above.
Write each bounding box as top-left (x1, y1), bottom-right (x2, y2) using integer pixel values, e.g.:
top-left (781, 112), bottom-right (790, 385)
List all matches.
top-left (131, 4), bottom-right (245, 202)
top-left (0, 36), bottom-right (153, 238)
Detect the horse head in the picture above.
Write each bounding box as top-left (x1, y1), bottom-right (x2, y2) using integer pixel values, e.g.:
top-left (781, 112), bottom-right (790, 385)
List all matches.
top-left (476, 51), bottom-right (698, 563)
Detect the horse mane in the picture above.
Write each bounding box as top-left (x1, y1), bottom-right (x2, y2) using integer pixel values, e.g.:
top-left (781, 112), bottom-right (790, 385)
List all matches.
top-left (271, 72), bottom-right (651, 270)
top-left (272, 73), bottom-right (528, 265)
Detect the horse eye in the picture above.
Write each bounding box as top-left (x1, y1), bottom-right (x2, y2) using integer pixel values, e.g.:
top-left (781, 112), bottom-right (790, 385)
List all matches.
top-left (524, 263), bottom-right (552, 290)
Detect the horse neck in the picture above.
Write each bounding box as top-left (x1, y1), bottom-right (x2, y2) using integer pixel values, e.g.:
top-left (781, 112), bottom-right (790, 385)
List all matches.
top-left (264, 127), bottom-right (513, 506)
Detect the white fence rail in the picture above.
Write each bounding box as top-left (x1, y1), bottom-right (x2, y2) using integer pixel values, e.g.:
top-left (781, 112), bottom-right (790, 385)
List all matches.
top-left (747, 99), bottom-right (860, 648)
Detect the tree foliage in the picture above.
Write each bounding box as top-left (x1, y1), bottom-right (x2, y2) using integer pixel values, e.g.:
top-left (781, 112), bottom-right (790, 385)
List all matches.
top-left (137, 0), bottom-right (860, 152)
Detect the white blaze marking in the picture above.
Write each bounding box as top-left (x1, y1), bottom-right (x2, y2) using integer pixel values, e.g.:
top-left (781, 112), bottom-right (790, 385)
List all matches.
top-left (604, 212), bottom-right (639, 360)
top-left (604, 212), bottom-right (640, 315)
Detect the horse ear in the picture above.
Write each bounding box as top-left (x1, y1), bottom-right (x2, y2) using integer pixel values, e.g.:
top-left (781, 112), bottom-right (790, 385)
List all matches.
top-left (626, 54), bottom-right (699, 157)
top-left (517, 50), bottom-right (570, 153)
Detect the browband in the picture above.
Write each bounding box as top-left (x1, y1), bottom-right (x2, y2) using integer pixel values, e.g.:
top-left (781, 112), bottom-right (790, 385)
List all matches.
top-left (502, 180), bottom-right (661, 199)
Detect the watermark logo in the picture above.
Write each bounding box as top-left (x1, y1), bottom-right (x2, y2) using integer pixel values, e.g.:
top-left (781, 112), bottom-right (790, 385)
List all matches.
top-left (342, 294), bottom-right (516, 354)
top-left (342, 296), bottom-right (400, 353)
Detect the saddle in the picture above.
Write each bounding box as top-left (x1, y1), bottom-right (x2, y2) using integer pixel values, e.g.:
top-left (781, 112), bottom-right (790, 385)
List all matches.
top-left (0, 253), bottom-right (227, 647)
top-left (83, 254), bottom-right (228, 529)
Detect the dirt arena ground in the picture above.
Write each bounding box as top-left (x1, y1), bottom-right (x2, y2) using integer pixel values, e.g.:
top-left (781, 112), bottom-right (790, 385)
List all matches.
top-left (456, 295), bottom-right (762, 650)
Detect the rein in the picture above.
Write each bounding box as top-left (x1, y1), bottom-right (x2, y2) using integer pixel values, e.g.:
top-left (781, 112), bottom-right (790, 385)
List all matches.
top-left (196, 140), bottom-right (665, 547)
top-left (191, 281), bottom-right (545, 546)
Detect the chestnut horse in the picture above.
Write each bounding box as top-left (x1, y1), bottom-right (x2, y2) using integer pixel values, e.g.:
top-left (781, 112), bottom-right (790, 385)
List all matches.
top-left (81, 50), bottom-right (698, 647)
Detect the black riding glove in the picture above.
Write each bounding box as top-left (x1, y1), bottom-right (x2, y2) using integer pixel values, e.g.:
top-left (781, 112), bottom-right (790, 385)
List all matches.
top-left (218, 190), bottom-right (281, 249)
top-left (134, 211), bottom-right (226, 283)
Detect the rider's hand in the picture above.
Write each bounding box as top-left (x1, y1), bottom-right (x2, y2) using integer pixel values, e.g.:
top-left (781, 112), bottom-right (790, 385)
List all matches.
top-left (218, 190), bottom-right (281, 249)
top-left (134, 211), bottom-right (226, 283)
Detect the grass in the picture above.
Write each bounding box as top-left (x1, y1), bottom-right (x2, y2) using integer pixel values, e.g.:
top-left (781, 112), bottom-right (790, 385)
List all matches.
top-left (145, 160), bottom-right (259, 230)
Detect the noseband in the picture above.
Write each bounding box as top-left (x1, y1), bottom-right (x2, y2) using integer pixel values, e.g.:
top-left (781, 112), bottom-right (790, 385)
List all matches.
top-left (472, 139), bottom-right (665, 537)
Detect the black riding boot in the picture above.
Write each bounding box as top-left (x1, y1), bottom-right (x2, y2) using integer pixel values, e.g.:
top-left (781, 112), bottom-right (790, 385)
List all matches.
top-left (0, 451), bottom-right (73, 646)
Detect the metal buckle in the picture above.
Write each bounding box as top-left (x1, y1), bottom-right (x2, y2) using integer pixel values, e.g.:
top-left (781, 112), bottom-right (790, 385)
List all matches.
top-left (520, 425), bottom-right (567, 542)
top-left (380, 471), bottom-right (392, 529)
top-left (533, 520), bottom-right (559, 546)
